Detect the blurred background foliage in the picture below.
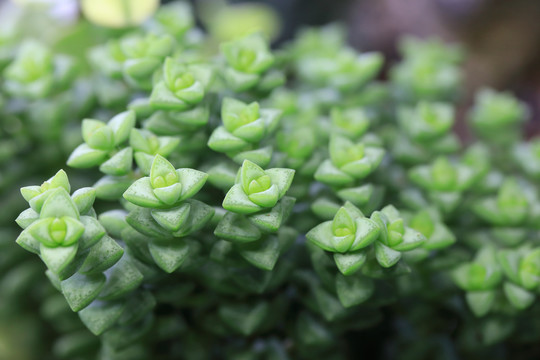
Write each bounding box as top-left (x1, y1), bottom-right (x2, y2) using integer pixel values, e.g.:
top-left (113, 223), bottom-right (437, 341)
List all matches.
top-left (2, 0), bottom-right (540, 359)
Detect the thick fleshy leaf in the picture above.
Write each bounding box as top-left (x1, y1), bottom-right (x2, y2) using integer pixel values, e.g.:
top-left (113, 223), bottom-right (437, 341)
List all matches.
top-left (248, 184), bottom-right (280, 208)
top-left (177, 168), bottom-right (208, 201)
top-left (171, 199), bottom-right (214, 237)
top-left (79, 236), bottom-right (124, 275)
top-left (265, 168), bottom-right (295, 198)
top-left (391, 228), bottom-right (426, 252)
top-left (61, 272), bottom-right (106, 312)
top-left (503, 282), bottom-right (535, 310)
top-left (306, 221), bottom-right (335, 252)
top-left (249, 196), bottom-right (295, 233)
top-left (497, 250), bottom-right (521, 284)
top-left (71, 187), bottom-right (96, 215)
top-left (236, 236), bottom-right (280, 271)
top-left (79, 301), bottom-right (125, 336)
top-left (314, 160), bottom-right (355, 187)
top-left (466, 290), bottom-right (495, 317)
top-left (337, 184), bottom-right (373, 206)
top-left (232, 146), bottom-right (273, 168)
top-left (335, 274), bottom-right (374, 307)
top-left (16, 229), bottom-right (41, 254)
top-left (215, 212), bottom-right (262, 243)
top-left (20, 185), bottom-right (42, 203)
top-left (108, 110), bottom-right (136, 146)
top-left (93, 175), bottom-right (132, 201)
top-left (82, 119), bottom-right (107, 145)
top-left (519, 248), bottom-right (540, 289)
top-left (207, 126), bottom-right (250, 153)
top-left (232, 118), bottom-right (266, 143)
top-left (223, 184), bottom-right (262, 215)
top-left (40, 188), bottom-right (79, 219)
top-left (126, 207), bottom-right (171, 238)
top-left (349, 218), bottom-right (380, 252)
top-left (99, 147), bottom-right (133, 176)
top-left (151, 203), bottom-right (191, 232)
top-left (67, 144), bottom-right (109, 168)
top-left (15, 208), bottom-right (39, 229)
top-left (150, 81), bottom-right (191, 110)
top-left (99, 255), bottom-right (144, 300)
top-left (123, 177), bottom-right (162, 208)
top-left (40, 242), bottom-right (78, 274)
top-left (98, 210), bottom-right (128, 239)
top-left (375, 242), bottom-right (401, 268)
top-left (334, 250), bottom-right (368, 276)
top-left (219, 302), bottom-right (269, 336)
top-left (153, 183), bottom-right (182, 205)
top-left (149, 239), bottom-right (190, 273)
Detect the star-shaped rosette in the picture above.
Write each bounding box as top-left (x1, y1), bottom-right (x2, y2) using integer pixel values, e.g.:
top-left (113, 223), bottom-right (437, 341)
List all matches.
top-left (67, 111), bottom-right (136, 176)
top-left (123, 154), bottom-right (208, 209)
top-left (307, 202), bottom-right (380, 254)
top-left (119, 33), bottom-right (174, 90)
top-left (150, 57), bottom-right (213, 111)
top-left (16, 185), bottom-right (108, 275)
top-left (222, 160), bottom-right (295, 215)
top-left (315, 135), bottom-right (385, 187)
top-left (221, 32), bottom-right (275, 92)
top-left (207, 98), bottom-right (282, 166)
top-left (472, 178), bottom-right (530, 227)
top-left (307, 203), bottom-right (426, 275)
top-left (370, 205), bottom-right (426, 268)
top-left (409, 156), bottom-right (475, 214)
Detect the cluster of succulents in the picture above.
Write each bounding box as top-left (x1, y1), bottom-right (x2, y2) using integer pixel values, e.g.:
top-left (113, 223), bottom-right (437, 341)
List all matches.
top-left (3, 2), bottom-right (540, 359)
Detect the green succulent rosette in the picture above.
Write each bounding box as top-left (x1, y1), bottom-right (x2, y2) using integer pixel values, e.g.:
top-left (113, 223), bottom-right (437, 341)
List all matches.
top-left (330, 107), bottom-right (371, 140)
top-left (221, 32), bottom-right (275, 92)
top-left (120, 33), bottom-right (174, 90)
top-left (314, 135), bottom-right (385, 187)
top-left (469, 88), bottom-right (528, 145)
top-left (123, 154), bottom-right (208, 209)
top-left (3, 40), bottom-right (77, 99)
top-left (409, 156), bottom-right (475, 214)
top-left (129, 128), bottom-right (180, 175)
top-left (222, 160), bottom-right (294, 215)
top-left (67, 111), bottom-right (136, 176)
top-left (472, 178), bottom-right (530, 227)
top-left (307, 203), bottom-right (425, 275)
top-left (149, 57), bottom-right (213, 111)
top-left (208, 97), bottom-right (282, 166)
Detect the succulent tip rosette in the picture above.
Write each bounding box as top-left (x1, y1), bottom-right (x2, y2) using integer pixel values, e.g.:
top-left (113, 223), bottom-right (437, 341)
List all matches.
top-left (307, 202), bottom-right (379, 254)
top-left (307, 203), bottom-right (426, 274)
top-left (221, 32), bottom-right (275, 91)
top-left (119, 33), bottom-right (174, 90)
top-left (3, 40), bottom-right (77, 99)
top-left (408, 156), bottom-right (475, 213)
top-left (15, 171), bottom-right (114, 278)
top-left (295, 47), bottom-right (383, 93)
top-left (129, 128), bottom-right (180, 174)
top-left (390, 37), bottom-right (462, 101)
top-left (472, 178), bottom-right (530, 227)
top-left (222, 160), bottom-right (294, 214)
top-left (123, 154), bottom-right (208, 209)
top-left (208, 97), bottom-right (282, 166)
top-left (513, 139), bottom-right (540, 180)
top-left (315, 135), bottom-right (385, 187)
top-left (150, 57), bottom-right (213, 111)
top-left (469, 89), bottom-right (528, 144)
top-left (67, 110), bottom-right (136, 176)
top-left (330, 107), bottom-right (370, 139)
top-left (452, 247), bottom-right (504, 317)
top-left (398, 101), bottom-right (455, 143)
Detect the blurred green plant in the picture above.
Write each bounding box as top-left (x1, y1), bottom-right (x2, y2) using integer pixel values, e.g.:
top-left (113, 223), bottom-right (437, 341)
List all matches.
top-left (2, 2), bottom-right (540, 360)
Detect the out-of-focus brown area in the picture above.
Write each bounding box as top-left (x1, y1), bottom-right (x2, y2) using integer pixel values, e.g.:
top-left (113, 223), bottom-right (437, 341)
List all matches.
top-left (345, 0), bottom-right (540, 137)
